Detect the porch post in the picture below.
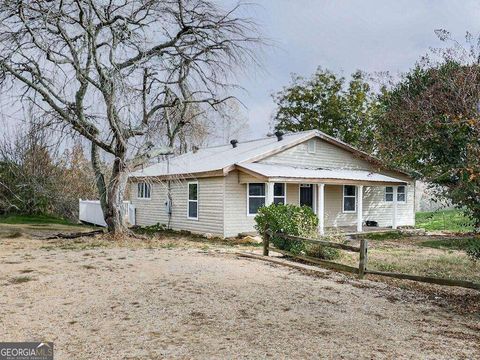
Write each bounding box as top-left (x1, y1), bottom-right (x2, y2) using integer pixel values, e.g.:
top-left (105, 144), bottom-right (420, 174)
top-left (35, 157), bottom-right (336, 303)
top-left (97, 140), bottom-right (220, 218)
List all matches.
top-left (357, 185), bottom-right (363, 233)
top-left (317, 183), bottom-right (325, 235)
top-left (266, 182), bottom-right (274, 206)
top-left (392, 186), bottom-right (398, 229)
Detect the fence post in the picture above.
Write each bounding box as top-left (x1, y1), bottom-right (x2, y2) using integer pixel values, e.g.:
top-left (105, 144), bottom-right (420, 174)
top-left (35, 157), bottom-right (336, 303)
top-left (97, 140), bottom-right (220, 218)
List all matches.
top-left (358, 239), bottom-right (368, 279)
top-left (263, 230), bottom-right (270, 256)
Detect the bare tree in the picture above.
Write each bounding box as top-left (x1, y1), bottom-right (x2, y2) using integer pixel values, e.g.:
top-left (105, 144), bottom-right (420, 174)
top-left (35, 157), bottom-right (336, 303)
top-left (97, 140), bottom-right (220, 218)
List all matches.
top-left (213, 99), bottom-right (250, 143)
top-left (0, 0), bottom-right (260, 234)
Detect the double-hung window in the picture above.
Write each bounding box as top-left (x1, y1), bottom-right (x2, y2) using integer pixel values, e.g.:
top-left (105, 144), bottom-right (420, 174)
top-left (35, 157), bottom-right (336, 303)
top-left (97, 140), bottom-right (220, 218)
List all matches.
top-left (137, 182), bottom-right (151, 199)
top-left (188, 182), bottom-right (198, 219)
top-left (343, 185), bottom-right (356, 213)
top-left (385, 186), bottom-right (394, 202)
top-left (385, 186), bottom-right (406, 203)
top-left (248, 183), bottom-right (266, 215)
top-left (273, 183), bottom-right (286, 205)
top-left (397, 185), bottom-right (406, 202)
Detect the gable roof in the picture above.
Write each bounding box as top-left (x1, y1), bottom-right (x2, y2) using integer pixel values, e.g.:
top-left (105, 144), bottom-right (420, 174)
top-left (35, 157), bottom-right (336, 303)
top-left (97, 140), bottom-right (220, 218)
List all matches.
top-left (130, 130), bottom-right (410, 179)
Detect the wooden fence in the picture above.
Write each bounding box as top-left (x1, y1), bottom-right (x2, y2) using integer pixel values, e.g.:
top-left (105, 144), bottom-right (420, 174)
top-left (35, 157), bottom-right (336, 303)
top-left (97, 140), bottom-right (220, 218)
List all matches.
top-left (263, 230), bottom-right (480, 291)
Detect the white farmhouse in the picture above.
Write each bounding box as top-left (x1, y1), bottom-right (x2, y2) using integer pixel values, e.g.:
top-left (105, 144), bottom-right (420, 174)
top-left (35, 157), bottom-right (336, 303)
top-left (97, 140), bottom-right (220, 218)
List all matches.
top-left (128, 130), bottom-right (415, 237)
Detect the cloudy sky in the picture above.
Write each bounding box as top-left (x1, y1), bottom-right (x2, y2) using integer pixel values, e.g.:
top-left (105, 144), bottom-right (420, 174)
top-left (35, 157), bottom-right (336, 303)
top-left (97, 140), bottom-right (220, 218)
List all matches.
top-left (225, 0), bottom-right (480, 139)
top-left (1, 1), bottom-right (480, 142)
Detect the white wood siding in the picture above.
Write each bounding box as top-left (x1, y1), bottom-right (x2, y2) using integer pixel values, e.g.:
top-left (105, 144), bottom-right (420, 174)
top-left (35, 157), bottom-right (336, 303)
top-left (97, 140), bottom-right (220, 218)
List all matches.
top-left (259, 138), bottom-right (377, 170)
top-left (286, 183), bottom-right (298, 205)
top-left (129, 177), bottom-right (225, 236)
top-left (223, 171), bottom-right (257, 237)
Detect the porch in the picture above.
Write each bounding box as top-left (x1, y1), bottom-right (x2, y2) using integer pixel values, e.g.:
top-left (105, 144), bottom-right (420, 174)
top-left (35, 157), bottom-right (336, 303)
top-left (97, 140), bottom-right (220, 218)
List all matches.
top-left (237, 162), bottom-right (409, 235)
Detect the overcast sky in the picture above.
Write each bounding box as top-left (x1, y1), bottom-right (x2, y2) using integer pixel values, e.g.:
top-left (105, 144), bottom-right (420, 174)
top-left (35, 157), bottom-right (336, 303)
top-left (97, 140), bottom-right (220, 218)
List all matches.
top-left (2, 1), bottom-right (480, 143)
top-left (225, 0), bottom-right (480, 139)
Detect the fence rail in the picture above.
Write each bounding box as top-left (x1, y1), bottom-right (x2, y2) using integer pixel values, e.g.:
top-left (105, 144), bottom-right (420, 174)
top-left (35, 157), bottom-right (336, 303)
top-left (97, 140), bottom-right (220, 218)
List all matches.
top-left (264, 230), bottom-right (367, 279)
top-left (263, 230), bottom-right (480, 291)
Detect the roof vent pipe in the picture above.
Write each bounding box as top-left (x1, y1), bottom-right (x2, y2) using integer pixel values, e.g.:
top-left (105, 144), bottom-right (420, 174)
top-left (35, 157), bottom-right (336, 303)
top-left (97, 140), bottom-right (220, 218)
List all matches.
top-left (274, 131), bottom-right (284, 141)
top-left (230, 139), bottom-right (238, 148)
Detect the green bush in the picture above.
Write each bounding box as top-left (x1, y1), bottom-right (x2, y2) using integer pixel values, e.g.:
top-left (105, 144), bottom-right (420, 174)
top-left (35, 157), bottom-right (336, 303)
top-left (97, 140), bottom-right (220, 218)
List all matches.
top-left (304, 243), bottom-right (341, 260)
top-left (254, 204), bottom-right (318, 254)
top-left (133, 222), bottom-right (167, 235)
top-left (466, 240), bottom-right (480, 263)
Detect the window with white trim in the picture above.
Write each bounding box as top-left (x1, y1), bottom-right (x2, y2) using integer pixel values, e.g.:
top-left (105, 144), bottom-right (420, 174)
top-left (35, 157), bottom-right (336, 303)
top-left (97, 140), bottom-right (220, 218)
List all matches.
top-left (343, 185), bottom-right (356, 212)
top-left (397, 185), bottom-right (406, 202)
top-left (137, 182), bottom-right (151, 199)
top-left (187, 182), bottom-right (198, 219)
top-left (248, 183), bottom-right (266, 215)
top-left (273, 183), bottom-right (286, 205)
top-left (307, 139), bottom-right (316, 154)
top-left (385, 186), bottom-right (394, 202)
top-left (385, 186), bottom-right (406, 203)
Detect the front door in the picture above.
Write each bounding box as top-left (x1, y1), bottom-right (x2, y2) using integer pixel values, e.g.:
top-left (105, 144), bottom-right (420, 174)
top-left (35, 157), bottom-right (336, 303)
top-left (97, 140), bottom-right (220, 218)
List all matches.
top-left (299, 184), bottom-right (313, 209)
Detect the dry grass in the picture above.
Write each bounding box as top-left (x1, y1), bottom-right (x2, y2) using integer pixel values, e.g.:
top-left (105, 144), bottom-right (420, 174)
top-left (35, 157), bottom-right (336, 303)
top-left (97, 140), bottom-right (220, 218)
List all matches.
top-left (2, 231), bottom-right (24, 239)
top-left (1, 231), bottom-right (479, 359)
top-left (1, 221), bottom-right (480, 358)
top-left (341, 236), bottom-right (480, 284)
top-left (8, 275), bottom-right (34, 284)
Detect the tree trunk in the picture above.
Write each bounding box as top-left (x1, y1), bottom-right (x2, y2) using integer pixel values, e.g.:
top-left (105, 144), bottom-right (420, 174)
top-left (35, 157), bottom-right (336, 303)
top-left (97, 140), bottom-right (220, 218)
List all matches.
top-left (91, 143), bottom-right (128, 234)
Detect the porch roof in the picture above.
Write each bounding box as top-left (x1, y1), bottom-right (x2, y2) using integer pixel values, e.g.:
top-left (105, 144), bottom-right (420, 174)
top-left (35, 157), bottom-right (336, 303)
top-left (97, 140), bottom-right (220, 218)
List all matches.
top-left (236, 163), bottom-right (408, 185)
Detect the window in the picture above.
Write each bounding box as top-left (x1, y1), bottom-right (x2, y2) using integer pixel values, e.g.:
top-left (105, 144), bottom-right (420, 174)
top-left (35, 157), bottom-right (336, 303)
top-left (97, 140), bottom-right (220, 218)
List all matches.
top-left (188, 182), bottom-right (198, 219)
top-left (248, 183), bottom-right (266, 215)
top-left (273, 183), bottom-right (286, 205)
top-left (385, 186), bottom-right (394, 202)
top-left (343, 185), bottom-right (356, 212)
top-left (397, 185), bottom-right (406, 202)
top-left (307, 139), bottom-right (316, 154)
top-left (137, 182), bottom-right (151, 199)
top-left (385, 186), bottom-right (406, 203)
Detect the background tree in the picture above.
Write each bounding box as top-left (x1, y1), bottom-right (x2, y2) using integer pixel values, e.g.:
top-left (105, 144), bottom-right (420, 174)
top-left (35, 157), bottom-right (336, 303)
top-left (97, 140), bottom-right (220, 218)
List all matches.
top-left (272, 68), bottom-right (377, 153)
top-left (213, 99), bottom-right (250, 144)
top-left (376, 31), bottom-right (480, 229)
top-left (0, 122), bottom-right (97, 219)
top-left (0, 0), bottom-right (260, 233)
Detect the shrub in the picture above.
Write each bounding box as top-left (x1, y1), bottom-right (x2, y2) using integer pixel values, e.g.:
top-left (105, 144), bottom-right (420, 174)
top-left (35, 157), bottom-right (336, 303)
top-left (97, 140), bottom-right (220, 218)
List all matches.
top-left (254, 204), bottom-right (318, 254)
top-left (466, 240), bottom-right (480, 263)
top-left (133, 223), bottom-right (167, 235)
top-left (304, 243), bottom-right (341, 260)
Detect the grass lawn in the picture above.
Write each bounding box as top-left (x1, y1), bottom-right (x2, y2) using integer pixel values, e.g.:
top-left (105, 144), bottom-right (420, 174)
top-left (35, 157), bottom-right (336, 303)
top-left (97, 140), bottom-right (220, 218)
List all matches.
top-left (416, 209), bottom-right (475, 232)
top-left (0, 214), bottom-right (82, 226)
top-left (0, 214), bottom-right (96, 240)
top-left (341, 234), bottom-right (480, 284)
top-left (420, 237), bottom-right (480, 250)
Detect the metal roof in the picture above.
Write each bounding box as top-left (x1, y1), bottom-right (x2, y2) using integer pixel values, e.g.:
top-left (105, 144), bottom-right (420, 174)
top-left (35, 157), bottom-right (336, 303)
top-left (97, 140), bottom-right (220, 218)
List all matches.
top-left (130, 131), bottom-right (316, 177)
top-left (130, 129), bottom-right (409, 180)
top-left (237, 163), bottom-right (407, 184)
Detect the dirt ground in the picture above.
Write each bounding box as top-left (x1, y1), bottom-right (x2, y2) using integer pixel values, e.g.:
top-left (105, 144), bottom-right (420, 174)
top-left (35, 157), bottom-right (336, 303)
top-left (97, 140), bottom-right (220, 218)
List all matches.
top-left (0, 228), bottom-right (479, 359)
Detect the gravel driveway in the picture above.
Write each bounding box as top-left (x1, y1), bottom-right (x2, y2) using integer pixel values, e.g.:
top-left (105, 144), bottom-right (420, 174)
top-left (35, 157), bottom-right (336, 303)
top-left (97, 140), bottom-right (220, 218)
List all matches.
top-left (0, 236), bottom-right (479, 359)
